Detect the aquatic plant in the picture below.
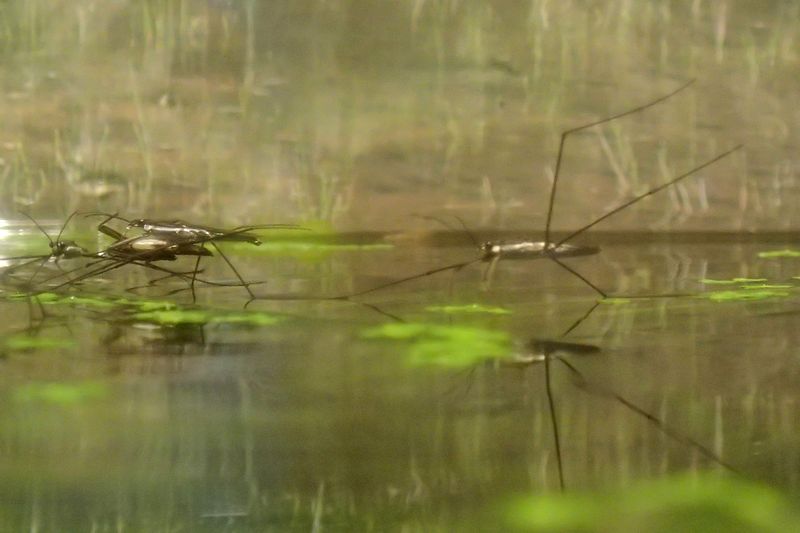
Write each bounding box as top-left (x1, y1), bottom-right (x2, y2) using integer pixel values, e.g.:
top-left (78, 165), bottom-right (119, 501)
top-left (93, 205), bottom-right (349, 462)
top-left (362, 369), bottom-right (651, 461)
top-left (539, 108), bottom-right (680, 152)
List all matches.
top-left (758, 249), bottom-right (800, 259)
top-left (14, 381), bottom-right (108, 405)
top-left (703, 289), bottom-right (791, 302)
top-left (3, 334), bottom-right (75, 351)
top-left (700, 277), bottom-right (768, 285)
top-left (424, 303), bottom-right (512, 315)
top-left (503, 473), bottom-right (800, 532)
top-left (133, 309), bottom-right (284, 327)
top-left (360, 322), bottom-right (512, 368)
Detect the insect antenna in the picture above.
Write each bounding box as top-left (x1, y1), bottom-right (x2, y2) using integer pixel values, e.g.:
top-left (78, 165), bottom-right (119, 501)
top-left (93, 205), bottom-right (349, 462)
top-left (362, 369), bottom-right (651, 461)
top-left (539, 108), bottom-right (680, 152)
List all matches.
top-left (19, 212), bottom-right (54, 248)
top-left (556, 144), bottom-right (743, 247)
top-left (544, 79), bottom-right (696, 247)
top-left (53, 211), bottom-right (79, 246)
top-left (413, 214), bottom-right (480, 249)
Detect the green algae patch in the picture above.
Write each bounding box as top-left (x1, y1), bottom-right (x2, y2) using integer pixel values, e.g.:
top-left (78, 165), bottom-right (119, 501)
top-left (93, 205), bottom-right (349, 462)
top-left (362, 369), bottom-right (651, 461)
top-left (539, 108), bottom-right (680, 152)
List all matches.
top-left (425, 303), bottom-right (512, 315)
top-left (360, 322), bottom-right (512, 368)
top-left (600, 298), bottom-right (631, 305)
top-left (134, 309), bottom-right (285, 327)
top-left (222, 223), bottom-right (393, 258)
top-left (703, 289), bottom-right (791, 302)
top-left (740, 284), bottom-right (794, 290)
top-left (14, 381), bottom-right (108, 405)
top-left (700, 278), bottom-right (768, 285)
top-left (502, 473), bottom-right (800, 532)
top-left (758, 249), bottom-right (800, 259)
top-left (8, 292), bottom-right (178, 312)
top-left (3, 334), bottom-right (76, 351)
top-left (226, 240), bottom-right (393, 257)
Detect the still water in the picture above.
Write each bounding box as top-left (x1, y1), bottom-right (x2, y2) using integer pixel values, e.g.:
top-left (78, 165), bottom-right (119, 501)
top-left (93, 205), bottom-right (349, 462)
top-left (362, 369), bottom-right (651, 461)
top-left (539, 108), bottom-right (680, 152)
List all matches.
top-left (1, 232), bottom-right (799, 530)
top-left (0, 0), bottom-right (799, 530)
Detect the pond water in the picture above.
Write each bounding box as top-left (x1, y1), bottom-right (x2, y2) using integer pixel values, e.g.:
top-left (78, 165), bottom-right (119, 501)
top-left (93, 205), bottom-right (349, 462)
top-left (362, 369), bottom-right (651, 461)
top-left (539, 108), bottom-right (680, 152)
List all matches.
top-left (0, 0), bottom-right (799, 531)
top-left (1, 231), bottom-right (799, 530)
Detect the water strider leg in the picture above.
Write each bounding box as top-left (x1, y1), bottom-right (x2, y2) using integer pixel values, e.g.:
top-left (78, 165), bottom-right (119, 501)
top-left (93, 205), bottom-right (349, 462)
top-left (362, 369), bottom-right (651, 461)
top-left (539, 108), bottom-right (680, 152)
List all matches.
top-left (544, 80), bottom-right (696, 247)
top-left (209, 241), bottom-right (256, 299)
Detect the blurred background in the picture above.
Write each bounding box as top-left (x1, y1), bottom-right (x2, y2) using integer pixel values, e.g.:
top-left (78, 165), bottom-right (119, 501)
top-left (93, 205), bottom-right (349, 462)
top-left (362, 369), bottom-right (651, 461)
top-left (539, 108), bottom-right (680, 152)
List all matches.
top-left (0, 0), bottom-right (793, 232)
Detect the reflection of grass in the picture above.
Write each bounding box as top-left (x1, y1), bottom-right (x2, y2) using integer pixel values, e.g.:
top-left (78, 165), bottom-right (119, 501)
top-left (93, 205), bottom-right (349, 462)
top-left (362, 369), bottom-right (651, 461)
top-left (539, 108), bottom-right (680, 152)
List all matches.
top-left (503, 473), bottom-right (800, 532)
top-left (360, 322), bottom-right (512, 368)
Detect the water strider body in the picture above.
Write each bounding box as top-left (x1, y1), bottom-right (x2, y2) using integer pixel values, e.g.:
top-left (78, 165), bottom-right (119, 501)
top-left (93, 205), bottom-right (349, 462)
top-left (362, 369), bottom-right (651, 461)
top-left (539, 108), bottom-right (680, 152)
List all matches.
top-left (49, 213), bottom-right (306, 301)
top-left (479, 241), bottom-right (599, 261)
top-left (125, 218), bottom-right (301, 245)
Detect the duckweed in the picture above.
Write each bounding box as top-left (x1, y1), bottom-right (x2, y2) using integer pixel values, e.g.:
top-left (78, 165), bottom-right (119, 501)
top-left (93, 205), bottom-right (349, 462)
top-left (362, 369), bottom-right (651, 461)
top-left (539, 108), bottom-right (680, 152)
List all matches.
top-left (360, 322), bottom-right (512, 368)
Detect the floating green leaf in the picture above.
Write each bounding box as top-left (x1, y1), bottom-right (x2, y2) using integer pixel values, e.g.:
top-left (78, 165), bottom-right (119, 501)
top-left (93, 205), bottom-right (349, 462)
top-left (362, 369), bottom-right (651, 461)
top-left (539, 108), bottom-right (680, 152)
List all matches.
top-left (700, 278), bottom-right (768, 285)
top-left (14, 381), bottom-right (109, 405)
top-left (600, 298), bottom-right (631, 305)
top-left (703, 289), bottom-right (790, 302)
top-left (503, 473), bottom-right (800, 532)
top-left (226, 240), bottom-right (393, 257)
top-left (740, 284), bottom-right (794, 290)
top-left (4, 334), bottom-right (76, 351)
top-left (361, 322), bottom-right (512, 368)
top-left (134, 309), bottom-right (284, 326)
top-left (758, 249), bottom-right (800, 259)
top-left (425, 303), bottom-right (512, 315)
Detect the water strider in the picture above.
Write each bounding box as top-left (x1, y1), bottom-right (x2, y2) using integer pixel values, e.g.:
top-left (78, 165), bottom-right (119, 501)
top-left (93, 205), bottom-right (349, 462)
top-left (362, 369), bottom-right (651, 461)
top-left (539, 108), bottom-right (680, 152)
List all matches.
top-left (336, 80), bottom-right (742, 300)
top-left (44, 214), bottom-right (305, 301)
top-left (35, 215), bottom-right (250, 297)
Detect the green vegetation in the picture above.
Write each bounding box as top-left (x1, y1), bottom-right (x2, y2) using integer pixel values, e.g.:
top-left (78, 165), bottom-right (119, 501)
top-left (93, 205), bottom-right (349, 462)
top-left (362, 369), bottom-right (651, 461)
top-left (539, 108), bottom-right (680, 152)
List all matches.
top-left (3, 334), bottom-right (75, 351)
top-left (134, 309), bottom-right (284, 326)
top-left (503, 473), bottom-right (800, 532)
top-left (702, 289), bottom-right (791, 302)
top-left (700, 278), bottom-right (768, 285)
top-left (360, 322), bottom-right (512, 368)
top-left (425, 303), bottom-right (512, 315)
top-left (14, 381), bottom-right (109, 405)
top-left (758, 250), bottom-right (800, 258)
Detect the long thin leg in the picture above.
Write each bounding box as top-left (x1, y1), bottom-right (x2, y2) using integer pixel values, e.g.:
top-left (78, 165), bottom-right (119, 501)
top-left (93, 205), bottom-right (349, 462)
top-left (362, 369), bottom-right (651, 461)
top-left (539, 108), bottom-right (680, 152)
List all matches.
top-left (336, 259), bottom-right (481, 299)
top-left (544, 80), bottom-right (696, 247)
top-left (190, 254), bottom-right (203, 303)
top-left (556, 145), bottom-right (742, 247)
top-left (544, 353), bottom-right (565, 491)
top-left (557, 358), bottom-right (738, 473)
top-left (547, 254), bottom-right (607, 298)
top-left (560, 301), bottom-right (601, 337)
top-left (209, 241), bottom-right (256, 299)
